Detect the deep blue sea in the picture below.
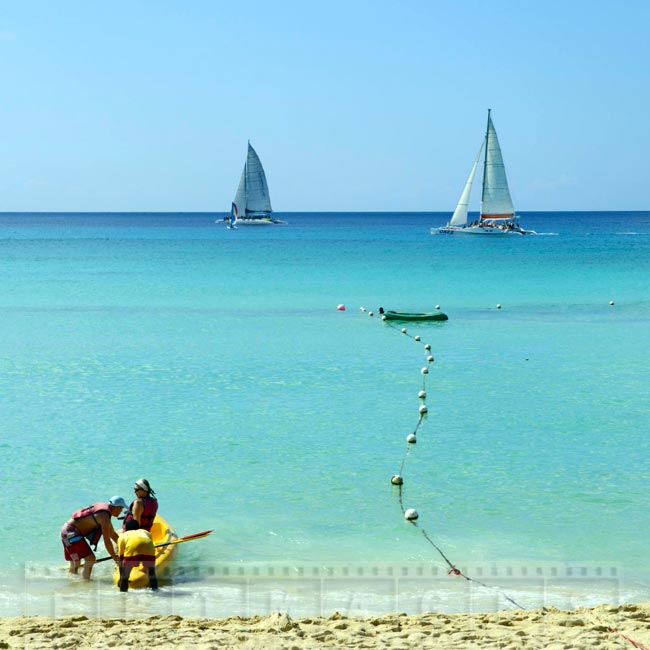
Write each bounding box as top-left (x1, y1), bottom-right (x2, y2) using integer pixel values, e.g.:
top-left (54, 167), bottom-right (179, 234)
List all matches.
top-left (1, 211), bottom-right (649, 618)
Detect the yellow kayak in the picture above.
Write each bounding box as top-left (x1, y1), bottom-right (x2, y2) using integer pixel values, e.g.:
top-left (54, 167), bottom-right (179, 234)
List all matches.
top-left (113, 514), bottom-right (178, 589)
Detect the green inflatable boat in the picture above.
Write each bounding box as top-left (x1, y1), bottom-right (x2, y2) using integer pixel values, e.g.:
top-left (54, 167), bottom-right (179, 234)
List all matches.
top-left (381, 310), bottom-right (448, 322)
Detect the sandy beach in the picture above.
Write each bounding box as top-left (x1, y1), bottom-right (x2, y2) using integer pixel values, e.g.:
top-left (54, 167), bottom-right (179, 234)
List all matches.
top-left (1, 603), bottom-right (650, 649)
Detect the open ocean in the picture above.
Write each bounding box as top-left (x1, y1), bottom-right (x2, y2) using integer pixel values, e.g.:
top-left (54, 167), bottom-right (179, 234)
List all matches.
top-left (1, 211), bottom-right (649, 618)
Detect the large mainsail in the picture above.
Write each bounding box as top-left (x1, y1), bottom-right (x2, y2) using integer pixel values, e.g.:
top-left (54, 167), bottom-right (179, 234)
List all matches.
top-left (480, 111), bottom-right (515, 221)
top-left (232, 142), bottom-right (273, 217)
top-left (243, 142), bottom-right (272, 215)
top-left (449, 143), bottom-right (484, 227)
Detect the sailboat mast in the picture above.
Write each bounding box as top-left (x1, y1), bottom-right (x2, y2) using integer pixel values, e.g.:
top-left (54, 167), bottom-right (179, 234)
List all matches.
top-left (480, 109), bottom-right (491, 220)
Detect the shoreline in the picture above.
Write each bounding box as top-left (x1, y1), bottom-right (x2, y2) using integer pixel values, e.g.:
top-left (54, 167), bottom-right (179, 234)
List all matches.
top-left (2, 603), bottom-right (650, 649)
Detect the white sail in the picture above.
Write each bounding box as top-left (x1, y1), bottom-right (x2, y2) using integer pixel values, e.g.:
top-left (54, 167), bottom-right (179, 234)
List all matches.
top-left (243, 142), bottom-right (272, 215)
top-left (449, 143), bottom-right (484, 227)
top-left (231, 142), bottom-right (273, 217)
top-left (481, 112), bottom-right (515, 220)
top-left (232, 166), bottom-right (247, 216)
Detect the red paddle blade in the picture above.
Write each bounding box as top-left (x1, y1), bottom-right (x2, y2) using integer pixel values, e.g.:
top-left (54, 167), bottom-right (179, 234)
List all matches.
top-left (154, 529), bottom-right (214, 548)
top-left (177, 529), bottom-right (213, 542)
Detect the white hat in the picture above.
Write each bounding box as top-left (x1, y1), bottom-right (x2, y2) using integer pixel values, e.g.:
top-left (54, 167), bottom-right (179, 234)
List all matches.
top-left (134, 479), bottom-right (150, 492)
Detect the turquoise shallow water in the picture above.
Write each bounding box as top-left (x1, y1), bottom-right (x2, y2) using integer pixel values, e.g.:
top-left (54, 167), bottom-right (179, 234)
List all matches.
top-left (1, 211), bottom-right (649, 616)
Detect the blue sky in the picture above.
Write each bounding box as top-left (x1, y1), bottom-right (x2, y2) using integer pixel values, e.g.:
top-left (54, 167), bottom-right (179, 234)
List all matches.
top-left (1, 0), bottom-right (648, 212)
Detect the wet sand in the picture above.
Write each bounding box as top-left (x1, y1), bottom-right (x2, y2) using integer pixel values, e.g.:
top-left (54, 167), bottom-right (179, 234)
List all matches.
top-left (2, 603), bottom-right (650, 648)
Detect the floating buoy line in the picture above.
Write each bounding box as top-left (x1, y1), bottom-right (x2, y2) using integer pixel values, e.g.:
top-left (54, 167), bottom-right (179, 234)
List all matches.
top-left (360, 306), bottom-right (524, 610)
top-left (356, 304), bottom-right (650, 645)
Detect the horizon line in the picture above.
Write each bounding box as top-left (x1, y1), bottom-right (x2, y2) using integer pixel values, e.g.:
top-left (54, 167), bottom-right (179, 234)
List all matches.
top-left (1, 210), bottom-right (648, 215)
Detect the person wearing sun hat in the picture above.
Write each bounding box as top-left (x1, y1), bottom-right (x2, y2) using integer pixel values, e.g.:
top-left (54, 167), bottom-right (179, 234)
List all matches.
top-left (123, 478), bottom-right (159, 533)
top-left (60, 496), bottom-right (127, 580)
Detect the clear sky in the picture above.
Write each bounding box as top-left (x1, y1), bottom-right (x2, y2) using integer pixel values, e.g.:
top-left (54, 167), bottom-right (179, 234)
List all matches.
top-left (1, 0), bottom-right (648, 212)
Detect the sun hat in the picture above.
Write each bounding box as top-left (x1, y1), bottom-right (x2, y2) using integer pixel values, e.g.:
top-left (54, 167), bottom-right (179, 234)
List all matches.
top-left (108, 496), bottom-right (127, 510)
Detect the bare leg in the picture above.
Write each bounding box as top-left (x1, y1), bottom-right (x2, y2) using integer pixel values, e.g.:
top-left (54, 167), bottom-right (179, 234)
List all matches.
top-left (68, 560), bottom-right (81, 575)
top-left (81, 556), bottom-right (96, 581)
top-left (119, 566), bottom-right (133, 592)
top-left (147, 567), bottom-right (158, 591)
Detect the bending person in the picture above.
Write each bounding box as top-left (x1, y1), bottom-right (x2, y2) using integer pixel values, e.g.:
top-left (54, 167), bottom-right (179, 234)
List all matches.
top-left (117, 519), bottom-right (158, 592)
top-left (123, 478), bottom-right (158, 532)
top-left (60, 496), bottom-right (127, 580)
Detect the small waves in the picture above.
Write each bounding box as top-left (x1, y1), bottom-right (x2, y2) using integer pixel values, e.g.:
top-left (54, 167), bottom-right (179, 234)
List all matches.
top-left (7, 561), bottom-right (649, 617)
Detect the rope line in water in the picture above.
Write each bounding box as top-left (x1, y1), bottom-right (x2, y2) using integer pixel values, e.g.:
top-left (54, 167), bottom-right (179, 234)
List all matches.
top-left (363, 307), bottom-right (650, 640)
top-left (362, 306), bottom-right (525, 610)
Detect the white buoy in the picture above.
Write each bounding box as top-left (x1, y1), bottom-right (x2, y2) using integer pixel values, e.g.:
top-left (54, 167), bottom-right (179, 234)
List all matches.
top-left (368, 311), bottom-right (374, 317)
top-left (427, 355), bottom-right (434, 363)
top-left (401, 328), bottom-right (407, 334)
top-left (381, 315), bottom-right (387, 321)
top-left (424, 344), bottom-right (431, 351)
top-left (407, 433), bottom-right (417, 444)
top-left (419, 405), bottom-right (428, 415)
top-left (435, 304), bottom-right (440, 310)
top-left (390, 474), bottom-right (403, 486)
top-left (418, 390), bottom-right (426, 399)
top-left (337, 304), bottom-right (346, 311)
top-left (404, 508), bottom-right (419, 521)
top-left (421, 367), bottom-right (429, 375)
top-left (414, 335), bottom-right (421, 342)
top-left (360, 307), bottom-right (366, 312)
top-left (609, 300), bottom-right (615, 306)
top-left (496, 304), bottom-right (502, 310)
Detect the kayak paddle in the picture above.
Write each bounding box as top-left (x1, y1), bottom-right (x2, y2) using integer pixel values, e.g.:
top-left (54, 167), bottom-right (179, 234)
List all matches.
top-left (95, 529), bottom-right (213, 563)
top-left (154, 529), bottom-right (213, 549)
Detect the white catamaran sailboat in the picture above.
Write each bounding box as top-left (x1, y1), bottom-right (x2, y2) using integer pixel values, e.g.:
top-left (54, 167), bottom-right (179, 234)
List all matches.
top-left (432, 110), bottom-right (533, 236)
top-left (222, 142), bottom-right (287, 227)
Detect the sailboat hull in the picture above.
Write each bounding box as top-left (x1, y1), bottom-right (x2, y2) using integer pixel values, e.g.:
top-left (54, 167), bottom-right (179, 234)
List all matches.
top-left (235, 217), bottom-right (287, 226)
top-left (432, 222), bottom-right (533, 236)
top-left (438, 225), bottom-right (519, 235)
top-left (219, 216), bottom-right (287, 226)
